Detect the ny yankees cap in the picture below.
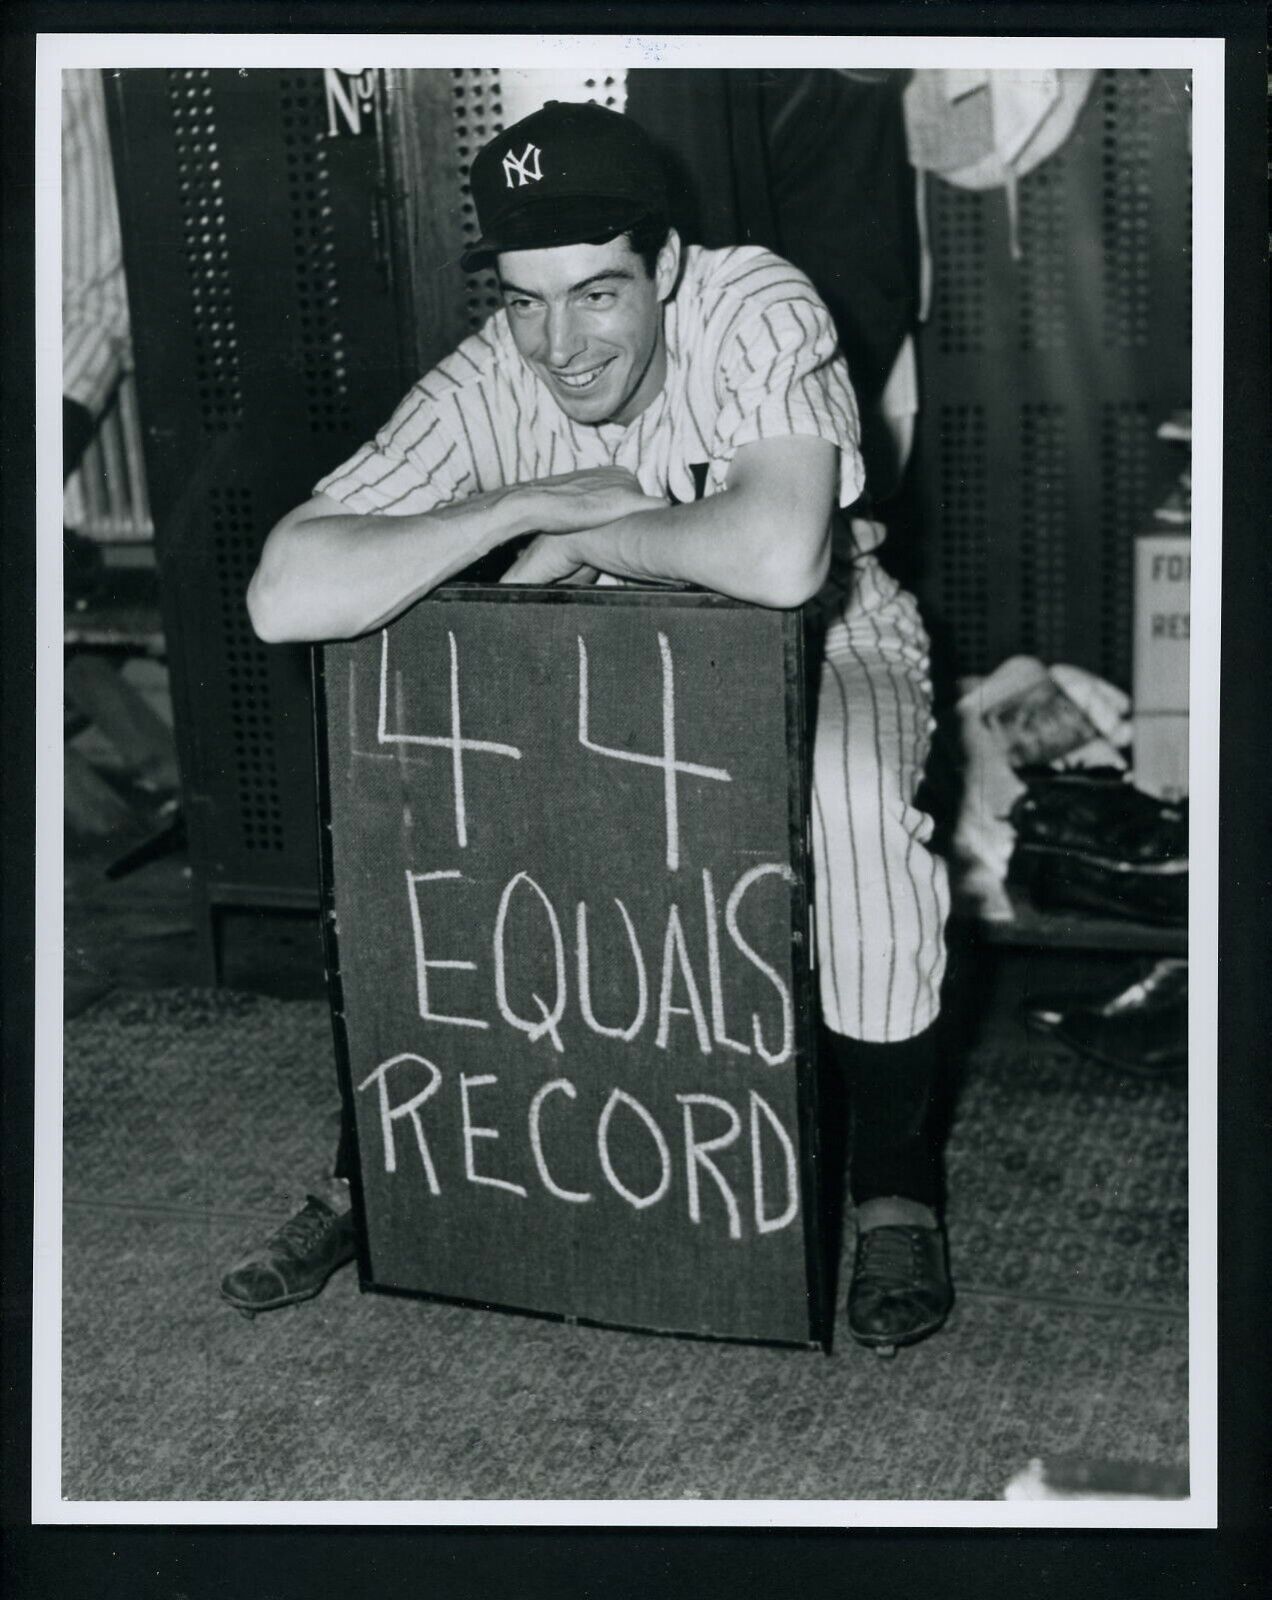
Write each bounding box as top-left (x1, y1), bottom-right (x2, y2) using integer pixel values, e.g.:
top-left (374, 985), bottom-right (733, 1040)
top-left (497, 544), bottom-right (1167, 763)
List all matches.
top-left (460, 100), bottom-right (668, 272)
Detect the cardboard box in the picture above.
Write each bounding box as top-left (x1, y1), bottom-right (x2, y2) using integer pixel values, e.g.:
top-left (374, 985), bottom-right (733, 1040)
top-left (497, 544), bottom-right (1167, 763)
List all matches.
top-left (320, 587), bottom-right (828, 1347)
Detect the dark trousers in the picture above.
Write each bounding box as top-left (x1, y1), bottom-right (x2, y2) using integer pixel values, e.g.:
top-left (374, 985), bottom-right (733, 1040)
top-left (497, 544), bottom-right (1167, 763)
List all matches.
top-left (829, 1022), bottom-right (942, 1210)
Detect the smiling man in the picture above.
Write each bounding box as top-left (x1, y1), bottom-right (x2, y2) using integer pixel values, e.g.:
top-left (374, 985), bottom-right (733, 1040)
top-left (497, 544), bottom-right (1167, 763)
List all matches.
top-left (499, 235), bottom-right (669, 422)
top-left (234, 100), bottom-right (952, 1356)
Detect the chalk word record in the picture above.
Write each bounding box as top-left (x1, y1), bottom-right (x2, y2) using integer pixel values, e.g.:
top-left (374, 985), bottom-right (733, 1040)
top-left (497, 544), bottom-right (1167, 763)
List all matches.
top-left (318, 586), bottom-right (826, 1346)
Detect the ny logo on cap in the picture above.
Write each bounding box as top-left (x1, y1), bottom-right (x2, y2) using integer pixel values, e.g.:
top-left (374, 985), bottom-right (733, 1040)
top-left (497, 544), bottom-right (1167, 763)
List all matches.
top-left (502, 142), bottom-right (543, 188)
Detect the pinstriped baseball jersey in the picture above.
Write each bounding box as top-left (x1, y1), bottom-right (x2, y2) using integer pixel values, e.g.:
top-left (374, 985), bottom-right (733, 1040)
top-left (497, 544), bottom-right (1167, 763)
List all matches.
top-left (316, 241), bottom-right (945, 1043)
top-left (63, 69), bottom-right (130, 416)
top-left (316, 244), bottom-right (880, 556)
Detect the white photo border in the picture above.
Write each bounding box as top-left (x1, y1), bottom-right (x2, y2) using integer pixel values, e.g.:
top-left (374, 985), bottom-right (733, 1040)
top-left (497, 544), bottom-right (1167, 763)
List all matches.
top-left (34, 29), bottom-right (1223, 1531)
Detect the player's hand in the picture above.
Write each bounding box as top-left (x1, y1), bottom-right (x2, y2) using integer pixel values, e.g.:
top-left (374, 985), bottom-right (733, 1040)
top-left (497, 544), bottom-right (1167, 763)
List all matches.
top-left (517, 468), bottom-right (665, 534)
top-left (501, 533), bottom-right (600, 586)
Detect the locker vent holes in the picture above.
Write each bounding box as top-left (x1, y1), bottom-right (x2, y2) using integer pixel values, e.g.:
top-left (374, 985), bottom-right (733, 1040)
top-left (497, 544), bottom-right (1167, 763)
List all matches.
top-left (1098, 402), bottom-right (1149, 687)
top-left (1017, 165), bottom-right (1069, 353)
top-left (582, 76), bottom-right (623, 109)
top-left (1100, 71), bottom-right (1153, 350)
top-left (1019, 404), bottom-right (1070, 659)
top-left (281, 73), bottom-right (352, 433)
top-left (933, 186), bottom-right (986, 357)
top-left (452, 69), bottom-right (506, 332)
top-left (167, 70), bottom-right (243, 432)
top-left (937, 404), bottom-right (990, 673)
top-left (210, 487), bottom-right (286, 852)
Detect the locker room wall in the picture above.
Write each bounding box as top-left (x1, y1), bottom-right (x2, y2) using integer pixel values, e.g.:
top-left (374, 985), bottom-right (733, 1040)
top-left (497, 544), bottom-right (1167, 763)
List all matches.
top-left (897, 68), bottom-right (1192, 689)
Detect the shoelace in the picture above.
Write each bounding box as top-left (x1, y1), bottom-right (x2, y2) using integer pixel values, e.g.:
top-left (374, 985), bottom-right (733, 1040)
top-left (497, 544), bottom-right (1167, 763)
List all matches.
top-left (268, 1202), bottom-right (340, 1261)
top-left (856, 1227), bottom-right (924, 1288)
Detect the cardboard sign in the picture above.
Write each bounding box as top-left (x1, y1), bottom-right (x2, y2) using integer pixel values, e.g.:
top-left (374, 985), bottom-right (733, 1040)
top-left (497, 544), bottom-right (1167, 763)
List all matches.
top-left (317, 586), bottom-right (826, 1347)
top-left (1133, 534), bottom-right (1190, 713)
top-left (1133, 532), bottom-right (1190, 798)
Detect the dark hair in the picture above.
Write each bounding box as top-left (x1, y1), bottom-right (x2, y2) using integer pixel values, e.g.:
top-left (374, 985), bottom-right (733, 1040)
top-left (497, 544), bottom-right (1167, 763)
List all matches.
top-left (586, 213), bottom-right (671, 277)
top-left (625, 214), bottom-right (673, 276)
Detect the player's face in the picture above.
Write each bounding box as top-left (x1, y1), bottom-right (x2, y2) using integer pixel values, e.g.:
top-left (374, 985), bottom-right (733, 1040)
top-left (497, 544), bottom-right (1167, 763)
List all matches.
top-left (497, 230), bottom-right (680, 427)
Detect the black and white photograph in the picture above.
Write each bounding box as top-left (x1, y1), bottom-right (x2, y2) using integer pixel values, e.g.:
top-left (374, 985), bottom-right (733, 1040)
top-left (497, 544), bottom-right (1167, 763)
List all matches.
top-left (34, 28), bottom-right (1229, 1525)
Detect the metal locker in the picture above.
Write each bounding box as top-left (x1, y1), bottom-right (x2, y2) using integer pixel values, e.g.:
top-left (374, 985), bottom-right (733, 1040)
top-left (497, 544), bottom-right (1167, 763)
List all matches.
top-left (106, 67), bottom-right (431, 978)
top-left (905, 68), bottom-right (1192, 687)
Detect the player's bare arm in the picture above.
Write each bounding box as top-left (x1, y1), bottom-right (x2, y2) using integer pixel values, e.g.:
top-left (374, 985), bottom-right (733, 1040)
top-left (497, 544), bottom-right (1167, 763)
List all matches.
top-left (500, 434), bottom-right (837, 609)
top-left (246, 466), bottom-right (663, 642)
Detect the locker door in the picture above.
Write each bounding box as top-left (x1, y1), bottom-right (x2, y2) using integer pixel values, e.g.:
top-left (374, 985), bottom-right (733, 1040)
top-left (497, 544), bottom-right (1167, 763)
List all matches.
top-left (107, 67), bottom-right (417, 975)
top-left (906, 68), bottom-right (1192, 686)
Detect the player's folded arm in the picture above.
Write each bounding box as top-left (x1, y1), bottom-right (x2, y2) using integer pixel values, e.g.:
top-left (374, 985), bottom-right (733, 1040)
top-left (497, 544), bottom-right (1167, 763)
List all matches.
top-left (718, 433), bottom-right (837, 608)
top-left (556, 433), bottom-right (837, 610)
top-left (498, 434), bottom-right (838, 605)
top-left (246, 485), bottom-right (530, 643)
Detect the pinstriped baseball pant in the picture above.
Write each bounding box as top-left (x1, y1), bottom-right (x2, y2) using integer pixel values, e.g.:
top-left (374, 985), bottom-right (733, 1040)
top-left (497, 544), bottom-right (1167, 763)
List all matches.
top-left (810, 555), bottom-right (950, 1044)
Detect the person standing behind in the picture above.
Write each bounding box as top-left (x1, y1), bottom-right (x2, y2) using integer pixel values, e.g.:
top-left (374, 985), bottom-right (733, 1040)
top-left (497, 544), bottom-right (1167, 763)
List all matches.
top-left (63, 67), bottom-right (132, 597)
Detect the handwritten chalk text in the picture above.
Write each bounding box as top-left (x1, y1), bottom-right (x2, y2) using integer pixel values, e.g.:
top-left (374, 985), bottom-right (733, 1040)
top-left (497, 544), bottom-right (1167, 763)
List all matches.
top-left (377, 628), bottom-right (521, 848)
top-left (577, 631), bottom-right (732, 871)
top-left (401, 860), bottom-right (795, 1064)
top-left (358, 1056), bottom-right (801, 1239)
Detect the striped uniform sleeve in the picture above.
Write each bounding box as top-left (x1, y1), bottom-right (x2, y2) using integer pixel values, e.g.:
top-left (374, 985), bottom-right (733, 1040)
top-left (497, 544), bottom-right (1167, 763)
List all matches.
top-left (311, 318), bottom-right (517, 513)
top-left (312, 379), bottom-right (474, 515)
top-left (63, 70), bottom-right (130, 416)
top-left (712, 282), bottom-right (866, 511)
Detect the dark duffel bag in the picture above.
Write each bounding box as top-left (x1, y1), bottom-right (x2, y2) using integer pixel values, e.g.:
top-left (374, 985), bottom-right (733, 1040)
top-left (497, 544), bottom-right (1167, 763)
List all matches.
top-left (1007, 770), bottom-right (1187, 926)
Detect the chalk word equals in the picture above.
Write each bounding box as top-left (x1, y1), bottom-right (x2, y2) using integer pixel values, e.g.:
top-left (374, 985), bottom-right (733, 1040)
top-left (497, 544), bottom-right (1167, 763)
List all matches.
top-left (404, 861), bottom-right (796, 1064)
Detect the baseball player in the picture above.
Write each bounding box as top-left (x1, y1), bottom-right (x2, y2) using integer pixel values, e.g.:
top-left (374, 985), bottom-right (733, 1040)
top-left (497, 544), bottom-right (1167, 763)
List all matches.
top-left (225, 101), bottom-right (952, 1354)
